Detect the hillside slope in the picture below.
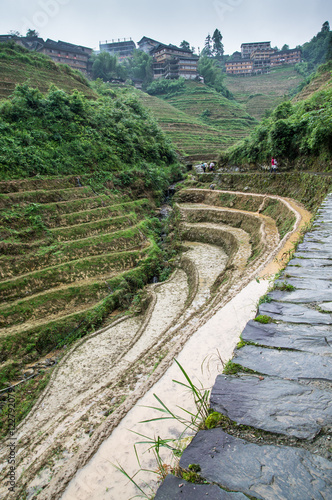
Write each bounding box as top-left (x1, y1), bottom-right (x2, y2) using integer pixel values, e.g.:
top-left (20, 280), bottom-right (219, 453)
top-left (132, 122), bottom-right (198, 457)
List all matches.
top-left (0, 42), bottom-right (96, 100)
top-left (222, 62), bottom-right (332, 170)
top-left (128, 82), bottom-right (256, 159)
top-left (225, 66), bottom-right (304, 120)
top-left (292, 60), bottom-right (332, 102)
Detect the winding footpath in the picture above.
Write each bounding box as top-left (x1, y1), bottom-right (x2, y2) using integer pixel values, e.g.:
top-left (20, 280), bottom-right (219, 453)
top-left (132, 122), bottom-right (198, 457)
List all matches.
top-left (156, 193), bottom-right (332, 500)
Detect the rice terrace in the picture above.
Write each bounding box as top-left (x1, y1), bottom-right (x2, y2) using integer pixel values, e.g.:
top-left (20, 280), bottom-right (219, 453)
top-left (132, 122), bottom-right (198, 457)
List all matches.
top-left (0, 20), bottom-right (331, 500)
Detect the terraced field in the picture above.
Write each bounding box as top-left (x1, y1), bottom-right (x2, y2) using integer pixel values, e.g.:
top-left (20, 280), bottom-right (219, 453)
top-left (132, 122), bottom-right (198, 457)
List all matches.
top-left (0, 57), bottom-right (96, 101)
top-left (225, 66), bottom-right (304, 120)
top-left (0, 184), bottom-right (311, 500)
top-left (0, 175), bottom-right (161, 400)
top-left (135, 82), bottom-right (257, 160)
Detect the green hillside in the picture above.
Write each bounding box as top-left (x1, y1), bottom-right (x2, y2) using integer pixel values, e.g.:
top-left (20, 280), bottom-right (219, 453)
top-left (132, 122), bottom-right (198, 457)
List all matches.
top-left (225, 66), bottom-right (304, 120)
top-left (124, 81), bottom-right (256, 160)
top-left (0, 42), bottom-right (96, 100)
top-left (0, 76), bottom-right (182, 427)
top-left (222, 62), bottom-right (332, 170)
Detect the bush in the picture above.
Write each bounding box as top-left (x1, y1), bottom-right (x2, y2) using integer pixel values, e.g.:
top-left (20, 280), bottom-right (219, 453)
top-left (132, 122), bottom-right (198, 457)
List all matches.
top-left (146, 77), bottom-right (186, 95)
top-left (0, 84), bottom-right (178, 180)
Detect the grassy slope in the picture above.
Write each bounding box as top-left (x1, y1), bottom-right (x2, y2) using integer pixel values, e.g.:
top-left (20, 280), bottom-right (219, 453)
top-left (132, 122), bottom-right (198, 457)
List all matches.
top-left (130, 82), bottom-right (256, 159)
top-left (0, 49), bottom-right (96, 100)
top-left (126, 70), bottom-right (303, 158)
top-left (292, 62), bottom-right (332, 102)
top-left (225, 66), bottom-right (304, 120)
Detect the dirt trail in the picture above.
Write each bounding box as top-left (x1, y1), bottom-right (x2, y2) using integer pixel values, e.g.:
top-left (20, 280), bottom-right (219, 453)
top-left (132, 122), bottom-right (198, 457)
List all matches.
top-left (0, 190), bottom-right (311, 500)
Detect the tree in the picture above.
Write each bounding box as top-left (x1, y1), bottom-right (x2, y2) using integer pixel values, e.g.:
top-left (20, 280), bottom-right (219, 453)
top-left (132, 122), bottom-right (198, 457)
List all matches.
top-left (125, 49), bottom-right (153, 85)
top-left (8, 30), bottom-right (21, 36)
top-left (180, 40), bottom-right (190, 51)
top-left (202, 34), bottom-right (213, 57)
top-left (321, 21), bottom-right (330, 33)
top-left (212, 29), bottom-right (224, 58)
top-left (197, 56), bottom-right (231, 98)
top-left (91, 52), bottom-right (127, 82)
top-left (281, 44), bottom-right (289, 51)
top-left (26, 29), bottom-right (39, 38)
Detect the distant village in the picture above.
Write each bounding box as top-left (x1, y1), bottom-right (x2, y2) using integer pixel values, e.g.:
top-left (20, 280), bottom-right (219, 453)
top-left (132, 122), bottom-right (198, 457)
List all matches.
top-left (0, 33), bottom-right (302, 80)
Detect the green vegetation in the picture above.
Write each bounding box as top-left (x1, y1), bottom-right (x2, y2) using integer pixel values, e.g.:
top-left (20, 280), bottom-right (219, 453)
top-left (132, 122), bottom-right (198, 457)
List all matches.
top-left (197, 57), bottom-right (231, 98)
top-left (134, 80), bottom-right (256, 157)
top-left (91, 49), bottom-right (153, 86)
top-left (301, 21), bottom-right (331, 73)
top-left (0, 83), bottom-right (177, 180)
top-left (274, 282), bottom-right (296, 291)
top-left (0, 73), bottom-right (184, 428)
top-left (225, 66), bottom-right (304, 120)
top-left (222, 62), bottom-right (332, 170)
top-left (0, 42), bottom-right (96, 100)
top-left (254, 315), bottom-right (272, 324)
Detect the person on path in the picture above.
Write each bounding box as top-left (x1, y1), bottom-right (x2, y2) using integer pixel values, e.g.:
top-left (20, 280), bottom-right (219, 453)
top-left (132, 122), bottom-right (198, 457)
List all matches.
top-left (270, 157), bottom-right (278, 174)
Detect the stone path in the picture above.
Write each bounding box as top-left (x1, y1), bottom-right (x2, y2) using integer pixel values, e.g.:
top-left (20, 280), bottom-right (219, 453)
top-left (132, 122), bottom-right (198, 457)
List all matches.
top-left (155, 193), bottom-right (332, 499)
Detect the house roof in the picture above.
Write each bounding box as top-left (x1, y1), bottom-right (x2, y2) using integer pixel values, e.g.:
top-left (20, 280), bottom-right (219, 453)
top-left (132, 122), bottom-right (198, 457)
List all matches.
top-left (44, 39), bottom-right (92, 53)
top-left (137, 36), bottom-right (161, 45)
top-left (271, 48), bottom-right (301, 56)
top-left (151, 43), bottom-right (193, 55)
top-left (241, 42), bottom-right (271, 47)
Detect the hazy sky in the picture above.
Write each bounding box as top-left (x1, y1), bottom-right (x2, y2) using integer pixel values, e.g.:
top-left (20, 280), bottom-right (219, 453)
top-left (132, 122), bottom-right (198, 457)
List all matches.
top-left (0, 0), bottom-right (331, 54)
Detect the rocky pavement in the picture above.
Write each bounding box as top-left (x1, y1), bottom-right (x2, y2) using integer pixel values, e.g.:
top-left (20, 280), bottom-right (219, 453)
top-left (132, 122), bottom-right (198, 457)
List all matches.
top-left (155, 194), bottom-right (332, 500)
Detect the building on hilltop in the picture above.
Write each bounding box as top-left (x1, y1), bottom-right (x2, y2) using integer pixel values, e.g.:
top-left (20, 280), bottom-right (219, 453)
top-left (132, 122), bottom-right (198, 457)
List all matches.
top-left (226, 41), bottom-right (302, 75)
top-left (137, 37), bottom-right (162, 54)
top-left (151, 43), bottom-right (199, 80)
top-left (225, 58), bottom-right (254, 75)
top-left (241, 41), bottom-right (271, 58)
top-left (42, 39), bottom-right (93, 74)
top-left (270, 48), bottom-right (302, 66)
top-left (99, 38), bottom-right (136, 60)
top-left (0, 34), bottom-right (93, 75)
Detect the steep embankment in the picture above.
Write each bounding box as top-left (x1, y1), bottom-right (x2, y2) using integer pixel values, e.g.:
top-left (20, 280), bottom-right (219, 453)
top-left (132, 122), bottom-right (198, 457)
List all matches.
top-left (0, 77), bottom-right (180, 435)
top-left (0, 42), bottom-right (96, 100)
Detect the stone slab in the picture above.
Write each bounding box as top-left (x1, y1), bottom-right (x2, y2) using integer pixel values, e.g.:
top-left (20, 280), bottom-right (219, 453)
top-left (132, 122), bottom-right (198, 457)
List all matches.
top-left (288, 258), bottom-right (332, 268)
top-left (258, 301), bottom-right (332, 324)
top-left (320, 302), bottom-right (332, 312)
top-left (294, 252), bottom-right (332, 260)
top-left (242, 320), bottom-right (332, 354)
top-left (233, 345), bottom-right (332, 381)
top-left (210, 375), bottom-right (332, 439)
top-left (180, 428), bottom-right (332, 500)
top-left (297, 242), bottom-right (332, 252)
top-left (154, 474), bottom-right (247, 500)
top-left (274, 277), bottom-right (332, 290)
top-left (268, 289), bottom-right (332, 303)
top-left (280, 266), bottom-right (332, 280)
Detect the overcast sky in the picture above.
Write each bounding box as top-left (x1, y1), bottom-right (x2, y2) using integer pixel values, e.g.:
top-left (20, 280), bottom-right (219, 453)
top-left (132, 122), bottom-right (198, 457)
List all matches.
top-left (0, 0), bottom-right (331, 54)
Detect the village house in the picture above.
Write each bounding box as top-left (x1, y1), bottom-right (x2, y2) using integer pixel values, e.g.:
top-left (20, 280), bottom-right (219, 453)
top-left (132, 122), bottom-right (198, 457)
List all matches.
top-left (99, 38), bottom-right (136, 60)
top-left (0, 34), bottom-right (92, 75)
top-left (137, 36), bottom-right (162, 54)
top-left (241, 41), bottom-right (271, 58)
top-left (225, 58), bottom-right (254, 75)
top-left (226, 41), bottom-right (302, 75)
top-left (270, 48), bottom-right (302, 66)
top-left (151, 43), bottom-right (199, 80)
